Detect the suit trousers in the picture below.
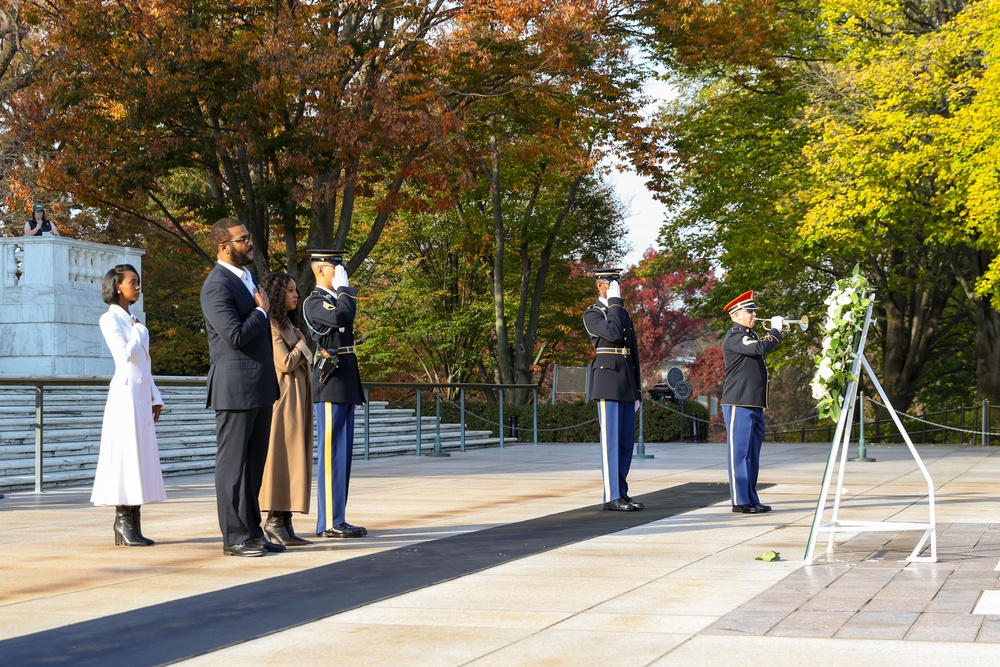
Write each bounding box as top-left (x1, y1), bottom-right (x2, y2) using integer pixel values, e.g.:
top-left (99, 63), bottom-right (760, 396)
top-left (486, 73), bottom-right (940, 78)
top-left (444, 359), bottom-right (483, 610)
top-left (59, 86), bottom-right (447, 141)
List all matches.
top-left (214, 408), bottom-right (272, 545)
top-left (723, 405), bottom-right (764, 506)
top-left (597, 399), bottom-right (635, 502)
top-left (315, 402), bottom-right (355, 533)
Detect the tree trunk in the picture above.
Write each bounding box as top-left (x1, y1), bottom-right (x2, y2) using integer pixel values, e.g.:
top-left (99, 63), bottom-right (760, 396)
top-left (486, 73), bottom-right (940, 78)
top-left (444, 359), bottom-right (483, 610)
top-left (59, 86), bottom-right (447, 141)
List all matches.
top-left (871, 250), bottom-right (951, 417)
top-left (948, 246), bottom-right (1000, 404)
top-left (488, 125), bottom-right (514, 388)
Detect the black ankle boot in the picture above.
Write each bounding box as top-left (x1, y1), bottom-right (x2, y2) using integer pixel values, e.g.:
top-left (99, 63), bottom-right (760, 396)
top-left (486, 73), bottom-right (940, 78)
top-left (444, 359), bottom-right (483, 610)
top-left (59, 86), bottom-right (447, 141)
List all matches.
top-left (131, 506), bottom-right (155, 545)
top-left (113, 506), bottom-right (147, 546)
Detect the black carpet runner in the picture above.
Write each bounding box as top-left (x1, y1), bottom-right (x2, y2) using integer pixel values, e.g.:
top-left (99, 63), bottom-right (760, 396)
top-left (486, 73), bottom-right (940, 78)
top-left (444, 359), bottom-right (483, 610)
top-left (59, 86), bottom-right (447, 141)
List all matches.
top-left (0, 482), bottom-right (732, 666)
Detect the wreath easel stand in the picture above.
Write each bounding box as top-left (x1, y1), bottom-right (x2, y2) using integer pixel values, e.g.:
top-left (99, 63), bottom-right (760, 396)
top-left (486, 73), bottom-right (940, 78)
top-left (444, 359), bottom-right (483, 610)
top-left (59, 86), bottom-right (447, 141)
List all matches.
top-left (803, 300), bottom-right (937, 564)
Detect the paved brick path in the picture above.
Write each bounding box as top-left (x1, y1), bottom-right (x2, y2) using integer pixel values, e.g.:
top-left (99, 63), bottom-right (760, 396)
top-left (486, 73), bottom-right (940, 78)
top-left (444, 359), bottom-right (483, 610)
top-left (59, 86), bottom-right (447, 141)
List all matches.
top-left (705, 523), bottom-right (1000, 642)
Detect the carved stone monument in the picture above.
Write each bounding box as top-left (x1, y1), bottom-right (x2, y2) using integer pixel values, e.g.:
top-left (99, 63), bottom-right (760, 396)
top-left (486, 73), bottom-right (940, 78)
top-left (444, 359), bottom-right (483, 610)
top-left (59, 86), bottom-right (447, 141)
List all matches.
top-left (0, 236), bottom-right (144, 377)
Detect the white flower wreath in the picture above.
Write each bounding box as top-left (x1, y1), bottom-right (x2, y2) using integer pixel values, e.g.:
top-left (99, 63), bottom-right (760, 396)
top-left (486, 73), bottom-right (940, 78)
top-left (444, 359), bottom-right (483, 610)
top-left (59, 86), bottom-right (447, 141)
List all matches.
top-left (810, 266), bottom-right (872, 422)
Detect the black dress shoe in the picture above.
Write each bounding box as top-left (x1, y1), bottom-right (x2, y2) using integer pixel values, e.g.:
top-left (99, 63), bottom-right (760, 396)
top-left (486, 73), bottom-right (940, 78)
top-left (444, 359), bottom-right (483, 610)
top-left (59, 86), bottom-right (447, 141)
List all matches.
top-left (341, 522), bottom-right (368, 536)
top-left (732, 504), bottom-right (764, 514)
top-left (224, 539), bottom-right (266, 557)
top-left (754, 504), bottom-right (772, 512)
top-left (321, 523), bottom-right (366, 538)
top-left (251, 536), bottom-right (286, 552)
top-left (603, 498), bottom-right (637, 512)
top-left (621, 494), bottom-right (644, 510)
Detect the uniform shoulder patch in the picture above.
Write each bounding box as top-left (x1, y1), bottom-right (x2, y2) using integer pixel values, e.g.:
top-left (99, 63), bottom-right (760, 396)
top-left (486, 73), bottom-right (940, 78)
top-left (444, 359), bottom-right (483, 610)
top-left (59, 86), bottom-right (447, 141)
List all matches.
top-left (323, 302), bottom-right (336, 311)
top-left (742, 335), bottom-right (757, 346)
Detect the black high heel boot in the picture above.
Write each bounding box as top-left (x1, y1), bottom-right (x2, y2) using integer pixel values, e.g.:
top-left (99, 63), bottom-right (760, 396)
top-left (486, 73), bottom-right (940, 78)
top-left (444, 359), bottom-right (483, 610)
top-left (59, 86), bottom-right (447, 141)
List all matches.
top-left (113, 505), bottom-right (147, 546)
top-left (131, 506), bottom-right (155, 545)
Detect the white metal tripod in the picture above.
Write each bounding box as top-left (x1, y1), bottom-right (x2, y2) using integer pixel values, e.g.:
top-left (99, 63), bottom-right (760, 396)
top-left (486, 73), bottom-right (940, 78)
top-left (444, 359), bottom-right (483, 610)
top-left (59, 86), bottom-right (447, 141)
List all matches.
top-left (803, 302), bottom-right (937, 564)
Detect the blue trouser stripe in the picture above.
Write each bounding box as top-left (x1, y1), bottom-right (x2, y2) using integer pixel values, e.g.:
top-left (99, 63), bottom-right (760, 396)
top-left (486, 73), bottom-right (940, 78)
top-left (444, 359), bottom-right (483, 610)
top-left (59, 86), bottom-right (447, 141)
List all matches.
top-left (597, 399), bottom-right (635, 502)
top-left (314, 402), bottom-right (355, 533)
top-left (723, 405), bottom-right (764, 506)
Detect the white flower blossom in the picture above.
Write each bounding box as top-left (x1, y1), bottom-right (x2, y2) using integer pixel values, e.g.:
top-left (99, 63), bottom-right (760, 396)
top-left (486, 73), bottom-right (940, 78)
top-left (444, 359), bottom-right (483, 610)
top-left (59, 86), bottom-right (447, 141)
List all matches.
top-left (813, 270), bottom-right (872, 421)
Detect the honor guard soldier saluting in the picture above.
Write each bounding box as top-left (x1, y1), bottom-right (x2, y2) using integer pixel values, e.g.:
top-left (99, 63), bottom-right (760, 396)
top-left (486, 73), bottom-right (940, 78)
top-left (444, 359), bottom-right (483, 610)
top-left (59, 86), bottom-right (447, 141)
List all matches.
top-left (302, 249), bottom-right (368, 538)
top-left (720, 291), bottom-right (783, 514)
top-left (584, 268), bottom-right (644, 511)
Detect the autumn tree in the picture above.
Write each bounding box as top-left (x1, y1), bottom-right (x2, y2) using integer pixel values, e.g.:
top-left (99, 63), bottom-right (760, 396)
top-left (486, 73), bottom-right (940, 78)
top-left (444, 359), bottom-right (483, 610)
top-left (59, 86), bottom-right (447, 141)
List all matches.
top-left (360, 177), bottom-right (624, 394)
top-left (0, 2), bottom-right (44, 226)
top-left (17, 0), bottom-right (472, 283)
top-left (621, 247), bottom-right (714, 388)
top-left (435, 2), bottom-right (647, 404)
top-left (643, 0), bottom-right (1000, 413)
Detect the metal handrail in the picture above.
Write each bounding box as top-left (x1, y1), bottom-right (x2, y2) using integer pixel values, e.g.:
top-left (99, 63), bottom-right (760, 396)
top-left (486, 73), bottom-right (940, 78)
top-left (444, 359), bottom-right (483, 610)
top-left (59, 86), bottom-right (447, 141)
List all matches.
top-left (0, 377), bottom-right (541, 491)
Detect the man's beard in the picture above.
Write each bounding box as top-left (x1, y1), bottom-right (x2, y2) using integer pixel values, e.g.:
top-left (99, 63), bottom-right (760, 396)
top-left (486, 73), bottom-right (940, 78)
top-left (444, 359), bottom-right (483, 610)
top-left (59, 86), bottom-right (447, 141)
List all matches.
top-left (231, 245), bottom-right (254, 266)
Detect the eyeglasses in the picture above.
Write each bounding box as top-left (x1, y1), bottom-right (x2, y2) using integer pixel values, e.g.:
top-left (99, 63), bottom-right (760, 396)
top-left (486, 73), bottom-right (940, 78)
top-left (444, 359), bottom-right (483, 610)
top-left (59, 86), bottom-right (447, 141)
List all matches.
top-left (227, 234), bottom-right (253, 246)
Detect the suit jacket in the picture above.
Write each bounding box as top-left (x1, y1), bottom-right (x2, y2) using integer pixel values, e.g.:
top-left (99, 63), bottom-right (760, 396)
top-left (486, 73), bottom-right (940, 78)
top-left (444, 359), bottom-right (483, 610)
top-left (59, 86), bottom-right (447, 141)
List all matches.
top-left (583, 296), bottom-right (642, 402)
top-left (720, 323), bottom-right (782, 408)
top-left (200, 263), bottom-right (278, 410)
top-left (302, 285), bottom-right (365, 405)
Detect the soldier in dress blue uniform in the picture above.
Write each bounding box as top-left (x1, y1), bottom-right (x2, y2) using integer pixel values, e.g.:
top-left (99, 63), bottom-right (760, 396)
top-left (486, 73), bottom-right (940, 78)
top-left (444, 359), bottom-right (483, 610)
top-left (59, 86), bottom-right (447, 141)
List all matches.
top-left (584, 268), bottom-right (644, 512)
top-left (720, 291), bottom-right (783, 514)
top-left (302, 249), bottom-right (368, 538)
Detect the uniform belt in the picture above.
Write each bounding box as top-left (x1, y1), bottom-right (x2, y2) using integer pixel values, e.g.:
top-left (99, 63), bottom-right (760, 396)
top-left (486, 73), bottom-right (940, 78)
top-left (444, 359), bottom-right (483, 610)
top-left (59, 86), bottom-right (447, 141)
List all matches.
top-left (336, 346), bottom-right (356, 354)
top-left (595, 347), bottom-right (629, 356)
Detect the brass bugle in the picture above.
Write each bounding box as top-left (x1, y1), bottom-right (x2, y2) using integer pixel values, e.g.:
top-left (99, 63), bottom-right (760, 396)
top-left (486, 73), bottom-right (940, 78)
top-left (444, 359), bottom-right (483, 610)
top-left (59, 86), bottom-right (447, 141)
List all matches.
top-left (759, 315), bottom-right (809, 331)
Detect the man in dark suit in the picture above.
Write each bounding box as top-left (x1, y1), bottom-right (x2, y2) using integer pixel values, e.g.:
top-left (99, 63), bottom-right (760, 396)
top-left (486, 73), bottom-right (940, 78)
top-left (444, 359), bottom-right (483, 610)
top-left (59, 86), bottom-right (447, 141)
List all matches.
top-left (583, 268), bottom-right (643, 512)
top-left (200, 218), bottom-right (281, 557)
top-left (302, 249), bottom-right (367, 538)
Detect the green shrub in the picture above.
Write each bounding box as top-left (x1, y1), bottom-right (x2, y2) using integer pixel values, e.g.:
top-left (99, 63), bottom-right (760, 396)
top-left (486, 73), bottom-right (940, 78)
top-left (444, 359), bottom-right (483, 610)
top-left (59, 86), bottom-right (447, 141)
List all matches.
top-left (385, 397), bottom-right (711, 443)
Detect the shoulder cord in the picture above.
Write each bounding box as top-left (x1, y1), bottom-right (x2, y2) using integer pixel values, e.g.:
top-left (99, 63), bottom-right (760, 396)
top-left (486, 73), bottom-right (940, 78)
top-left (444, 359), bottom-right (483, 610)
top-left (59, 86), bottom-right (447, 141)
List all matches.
top-left (302, 293), bottom-right (341, 338)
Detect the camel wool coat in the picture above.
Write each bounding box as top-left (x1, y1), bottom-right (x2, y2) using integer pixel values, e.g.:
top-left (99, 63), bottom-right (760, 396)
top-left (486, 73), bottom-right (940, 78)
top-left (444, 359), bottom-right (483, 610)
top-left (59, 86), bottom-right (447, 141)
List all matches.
top-left (259, 322), bottom-right (314, 513)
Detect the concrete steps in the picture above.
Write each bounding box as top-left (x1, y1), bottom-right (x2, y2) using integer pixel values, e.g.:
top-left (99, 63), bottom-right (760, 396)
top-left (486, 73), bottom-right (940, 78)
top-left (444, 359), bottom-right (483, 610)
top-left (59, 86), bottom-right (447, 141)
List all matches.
top-left (0, 383), bottom-right (513, 491)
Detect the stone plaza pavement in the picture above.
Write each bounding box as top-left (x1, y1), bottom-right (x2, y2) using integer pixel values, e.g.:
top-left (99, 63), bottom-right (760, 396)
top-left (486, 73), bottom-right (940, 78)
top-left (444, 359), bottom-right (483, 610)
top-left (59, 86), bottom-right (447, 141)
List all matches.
top-left (2, 440), bottom-right (999, 665)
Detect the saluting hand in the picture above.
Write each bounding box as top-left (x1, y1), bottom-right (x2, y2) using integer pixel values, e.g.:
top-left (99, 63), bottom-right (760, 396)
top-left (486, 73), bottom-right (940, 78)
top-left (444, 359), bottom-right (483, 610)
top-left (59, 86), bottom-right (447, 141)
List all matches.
top-left (332, 264), bottom-right (349, 290)
top-left (607, 280), bottom-right (621, 300)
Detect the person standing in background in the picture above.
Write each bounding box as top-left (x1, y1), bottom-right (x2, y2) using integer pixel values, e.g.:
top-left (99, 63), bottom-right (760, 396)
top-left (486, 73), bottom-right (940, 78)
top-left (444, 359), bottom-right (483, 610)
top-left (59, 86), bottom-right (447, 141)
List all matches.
top-left (258, 272), bottom-right (314, 546)
top-left (24, 204), bottom-right (61, 236)
top-left (92, 264), bottom-right (166, 546)
top-left (720, 290), bottom-right (783, 514)
top-left (200, 218), bottom-right (281, 557)
top-left (583, 268), bottom-right (643, 512)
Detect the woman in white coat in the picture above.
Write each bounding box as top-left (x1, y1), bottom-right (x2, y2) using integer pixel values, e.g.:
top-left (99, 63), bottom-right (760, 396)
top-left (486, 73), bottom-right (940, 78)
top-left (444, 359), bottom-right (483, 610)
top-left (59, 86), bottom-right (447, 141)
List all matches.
top-left (91, 264), bottom-right (166, 546)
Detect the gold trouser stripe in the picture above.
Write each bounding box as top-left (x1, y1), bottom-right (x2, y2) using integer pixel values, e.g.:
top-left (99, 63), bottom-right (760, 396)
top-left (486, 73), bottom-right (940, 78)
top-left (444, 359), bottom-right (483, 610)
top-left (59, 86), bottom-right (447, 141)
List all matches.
top-left (324, 402), bottom-right (333, 531)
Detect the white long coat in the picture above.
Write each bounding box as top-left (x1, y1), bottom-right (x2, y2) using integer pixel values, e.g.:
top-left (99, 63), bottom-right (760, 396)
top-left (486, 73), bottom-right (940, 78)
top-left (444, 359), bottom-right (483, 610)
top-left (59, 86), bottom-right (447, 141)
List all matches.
top-left (90, 305), bottom-right (167, 506)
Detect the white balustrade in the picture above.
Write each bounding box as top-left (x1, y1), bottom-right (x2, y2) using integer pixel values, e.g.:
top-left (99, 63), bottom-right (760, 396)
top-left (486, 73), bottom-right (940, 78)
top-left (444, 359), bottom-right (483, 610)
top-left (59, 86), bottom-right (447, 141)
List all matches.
top-left (0, 236), bottom-right (144, 377)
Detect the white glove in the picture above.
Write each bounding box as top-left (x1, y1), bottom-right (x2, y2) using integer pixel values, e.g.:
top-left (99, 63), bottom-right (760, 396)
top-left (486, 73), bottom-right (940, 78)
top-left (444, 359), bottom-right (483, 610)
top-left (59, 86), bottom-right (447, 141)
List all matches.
top-left (607, 280), bottom-right (621, 299)
top-left (635, 400), bottom-right (641, 413)
top-left (332, 264), bottom-right (349, 290)
top-left (769, 315), bottom-right (784, 331)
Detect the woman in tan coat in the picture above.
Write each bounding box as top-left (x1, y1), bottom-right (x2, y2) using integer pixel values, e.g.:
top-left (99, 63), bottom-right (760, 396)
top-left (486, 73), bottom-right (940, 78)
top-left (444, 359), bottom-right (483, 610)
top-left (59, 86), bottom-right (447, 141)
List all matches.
top-left (259, 272), bottom-right (314, 545)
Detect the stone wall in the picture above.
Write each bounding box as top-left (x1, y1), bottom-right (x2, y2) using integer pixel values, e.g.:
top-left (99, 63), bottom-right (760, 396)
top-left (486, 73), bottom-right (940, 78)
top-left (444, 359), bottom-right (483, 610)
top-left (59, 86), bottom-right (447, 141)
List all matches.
top-left (0, 237), bottom-right (144, 378)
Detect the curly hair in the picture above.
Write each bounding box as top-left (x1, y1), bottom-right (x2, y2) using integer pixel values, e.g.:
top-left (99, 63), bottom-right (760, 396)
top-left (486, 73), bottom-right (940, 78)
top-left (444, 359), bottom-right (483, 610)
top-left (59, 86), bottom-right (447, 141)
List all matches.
top-left (261, 272), bottom-right (299, 330)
